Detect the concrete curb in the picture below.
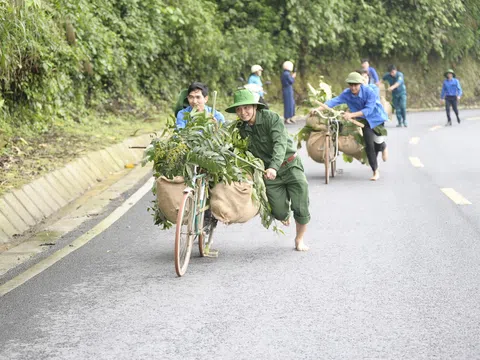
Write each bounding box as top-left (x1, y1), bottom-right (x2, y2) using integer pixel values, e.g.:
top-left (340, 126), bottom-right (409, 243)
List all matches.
top-left (0, 134), bottom-right (152, 245)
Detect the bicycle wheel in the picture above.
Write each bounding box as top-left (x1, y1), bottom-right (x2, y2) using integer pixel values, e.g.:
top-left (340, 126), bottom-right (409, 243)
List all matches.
top-left (174, 191), bottom-right (195, 276)
top-left (324, 135), bottom-right (330, 184)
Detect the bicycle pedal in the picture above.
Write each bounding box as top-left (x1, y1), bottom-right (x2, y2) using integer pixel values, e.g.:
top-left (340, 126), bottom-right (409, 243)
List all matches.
top-left (204, 249), bottom-right (219, 258)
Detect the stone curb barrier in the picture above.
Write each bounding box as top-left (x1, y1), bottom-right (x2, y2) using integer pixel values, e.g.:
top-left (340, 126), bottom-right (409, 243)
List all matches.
top-left (0, 134), bottom-right (153, 245)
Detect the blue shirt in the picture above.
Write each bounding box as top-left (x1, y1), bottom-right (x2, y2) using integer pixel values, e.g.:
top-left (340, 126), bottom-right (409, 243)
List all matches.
top-left (382, 71), bottom-right (406, 96)
top-left (368, 67), bottom-right (379, 84)
top-left (176, 105), bottom-right (225, 129)
top-left (441, 78), bottom-right (462, 98)
top-left (368, 84), bottom-right (380, 99)
top-left (325, 84), bottom-right (387, 128)
top-left (248, 74), bottom-right (264, 97)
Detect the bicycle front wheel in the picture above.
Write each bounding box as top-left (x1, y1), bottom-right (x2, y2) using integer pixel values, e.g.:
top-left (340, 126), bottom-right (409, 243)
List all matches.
top-left (174, 191), bottom-right (195, 277)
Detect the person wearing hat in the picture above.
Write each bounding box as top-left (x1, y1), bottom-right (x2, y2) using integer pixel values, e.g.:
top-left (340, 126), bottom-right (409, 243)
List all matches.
top-left (176, 82), bottom-right (225, 129)
top-left (312, 72), bottom-right (388, 181)
top-left (441, 69), bottom-right (463, 126)
top-left (247, 64), bottom-right (266, 102)
top-left (382, 65), bottom-right (407, 127)
top-left (281, 61), bottom-right (297, 124)
top-left (226, 89), bottom-right (310, 251)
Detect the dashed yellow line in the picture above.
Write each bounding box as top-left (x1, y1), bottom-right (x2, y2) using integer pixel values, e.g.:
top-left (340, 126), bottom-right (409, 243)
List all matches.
top-left (409, 137), bottom-right (420, 145)
top-left (0, 177), bottom-right (155, 297)
top-left (409, 157), bottom-right (424, 168)
top-left (441, 188), bottom-right (472, 205)
top-left (429, 125), bottom-right (443, 132)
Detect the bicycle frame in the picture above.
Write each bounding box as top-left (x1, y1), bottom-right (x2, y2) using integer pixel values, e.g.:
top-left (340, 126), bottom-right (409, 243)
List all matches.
top-left (184, 166), bottom-right (209, 238)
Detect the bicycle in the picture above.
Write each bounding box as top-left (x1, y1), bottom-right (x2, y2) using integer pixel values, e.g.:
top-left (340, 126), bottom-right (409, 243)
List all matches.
top-left (311, 107), bottom-right (365, 184)
top-left (174, 165), bottom-right (217, 277)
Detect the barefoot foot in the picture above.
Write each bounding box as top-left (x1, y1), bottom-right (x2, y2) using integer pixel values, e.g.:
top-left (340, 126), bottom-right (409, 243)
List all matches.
top-left (370, 170), bottom-right (380, 181)
top-left (295, 238), bottom-right (309, 251)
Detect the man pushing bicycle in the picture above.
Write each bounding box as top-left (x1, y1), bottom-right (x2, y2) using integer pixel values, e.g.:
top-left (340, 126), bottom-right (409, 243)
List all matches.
top-left (225, 89), bottom-right (310, 251)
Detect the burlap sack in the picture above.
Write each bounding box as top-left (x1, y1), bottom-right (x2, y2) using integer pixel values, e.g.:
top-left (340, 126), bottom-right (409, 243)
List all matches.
top-left (156, 176), bottom-right (186, 223)
top-left (306, 131), bottom-right (333, 163)
top-left (338, 135), bottom-right (364, 161)
top-left (210, 181), bottom-right (259, 224)
top-left (306, 114), bottom-right (328, 131)
top-left (380, 96), bottom-right (393, 120)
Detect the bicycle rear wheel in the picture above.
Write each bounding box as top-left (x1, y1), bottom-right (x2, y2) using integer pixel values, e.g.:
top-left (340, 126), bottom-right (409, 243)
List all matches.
top-left (174, 191), bottom-right (195, 276)
top-left (324, 135), bottom-right (330, 184)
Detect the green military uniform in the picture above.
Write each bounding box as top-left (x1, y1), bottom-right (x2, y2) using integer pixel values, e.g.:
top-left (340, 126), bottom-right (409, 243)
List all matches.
top-left (237, 109), bottom-right (310, 225)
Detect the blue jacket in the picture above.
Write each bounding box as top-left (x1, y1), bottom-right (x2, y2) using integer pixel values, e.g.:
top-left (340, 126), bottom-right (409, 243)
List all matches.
top-left (441, 78), bottom-right (462, 99)
top-left (248, 74), bottom-right (264, 97)
top-left (383, 71), bottom-right (406, 96)
top-left (368, 67), bottom-right (380, 84)
top-left (176, 105), bottom-right (225, 129)
top-left (325, 84), bottom-right (387, 128)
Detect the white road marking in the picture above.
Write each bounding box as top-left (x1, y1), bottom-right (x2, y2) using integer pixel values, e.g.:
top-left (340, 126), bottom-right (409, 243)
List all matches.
top-left (409, 157), bottom-right (424, 167)
top-left (409, 137), bottom-right (420, 145)
top-left (441, 188), bottom-right (472, 205)
top-left (0, 177), bottom-right (155, 297)
top-left (429, 125), bottom-right (443, 132)
top-left (467, 116), bottom-right (480, 121)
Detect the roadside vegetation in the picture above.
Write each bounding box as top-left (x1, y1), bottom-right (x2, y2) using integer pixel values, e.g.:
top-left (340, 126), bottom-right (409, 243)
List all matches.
top-left (1, 0), bottom-right (479, 194)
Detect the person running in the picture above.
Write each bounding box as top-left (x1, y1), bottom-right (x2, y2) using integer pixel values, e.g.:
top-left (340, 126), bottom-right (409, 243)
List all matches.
top-left (383, 65), bottom-right (407, 127)
top-left (312, 72), bottom-right (388, 181)
top-left (176, 82), bottom-right (225, 129)
top-left (441, 69), bottom-right (463, 126)
top-left (226, 89), bottom-right (310, 251)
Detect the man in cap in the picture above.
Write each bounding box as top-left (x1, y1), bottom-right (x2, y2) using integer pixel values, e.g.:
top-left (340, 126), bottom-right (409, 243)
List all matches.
top-left (313, 72), bottom-right (388, 181)
top-left (226, 89), bottom-right (310, 251)
top-left (176, 82), bottom-right (225, 129)
top-left (441, 69), bottom-right (463, 126)
top-left (383, 65), bottom-right (407, 127)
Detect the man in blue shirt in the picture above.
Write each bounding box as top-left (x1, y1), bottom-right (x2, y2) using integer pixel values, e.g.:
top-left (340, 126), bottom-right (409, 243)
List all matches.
top-left (441, 69), bottom-right (463, 126)
top-left (313, 72), bottom-right (388, 181)
top-left (176, 82), bottom-right (225, 129)
top-left (383, 65), bottom-right (407, 127)
top-left (361, 59), bottom-right (380, 86)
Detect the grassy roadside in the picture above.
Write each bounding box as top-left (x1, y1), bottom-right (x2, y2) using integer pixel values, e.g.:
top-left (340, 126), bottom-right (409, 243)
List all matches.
top-left (0, 111), bottom-right (167, 196)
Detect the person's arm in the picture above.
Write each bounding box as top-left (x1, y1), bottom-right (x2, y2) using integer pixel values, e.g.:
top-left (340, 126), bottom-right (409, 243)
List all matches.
top-left (267, 113), bottom-right (288, 173)
top-left (440, 81), bottom-right (446, 100)
top-left (388, 73), bottom-right (404, 91)
top-left (285, 72), bottom-right (295, 86)
top-left (176, 110), bottom-right (187, 129)
top-left (214, 110), bottom-right (225, 124)
top-left (344, 88), bottom-right (375, 120)
top-left (457, 79), bottom-right (463, 98)
top-left (370, 68), bottom-right (380, 86)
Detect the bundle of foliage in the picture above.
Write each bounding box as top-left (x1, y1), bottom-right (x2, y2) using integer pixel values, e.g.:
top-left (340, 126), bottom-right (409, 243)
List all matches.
top-left (142, 109), bottom-right (275, 230)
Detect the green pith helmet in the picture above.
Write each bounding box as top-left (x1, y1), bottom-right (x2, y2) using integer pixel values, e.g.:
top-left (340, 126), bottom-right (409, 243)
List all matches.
top-left (345, 72), bottom-right (364, 84)
top-left (444, 69), bottom-right (456, 78)
top-left (225, 89), bottom-right (266, 113)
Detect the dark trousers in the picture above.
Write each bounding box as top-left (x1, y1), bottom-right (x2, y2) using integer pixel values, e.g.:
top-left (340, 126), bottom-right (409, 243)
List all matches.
top-left (445, 96), bottom-right (459, 122)
top-left (363, 123), bottom-right (386, 172)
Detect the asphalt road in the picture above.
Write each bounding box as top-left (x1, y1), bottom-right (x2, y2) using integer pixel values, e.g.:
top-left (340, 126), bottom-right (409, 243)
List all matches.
top-left (1, 109), bottom-right (480, 360)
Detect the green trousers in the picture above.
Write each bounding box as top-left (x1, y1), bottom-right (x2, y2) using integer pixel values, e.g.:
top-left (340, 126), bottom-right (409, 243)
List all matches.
top-left (264, 157), bottom-right (310, 225)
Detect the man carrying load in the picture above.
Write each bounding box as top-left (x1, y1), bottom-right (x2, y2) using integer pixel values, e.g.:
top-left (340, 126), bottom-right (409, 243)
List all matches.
top-left (312, 72), bottom-right (388, 181)
top-left (225, 89), bottom-right (310, 251)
